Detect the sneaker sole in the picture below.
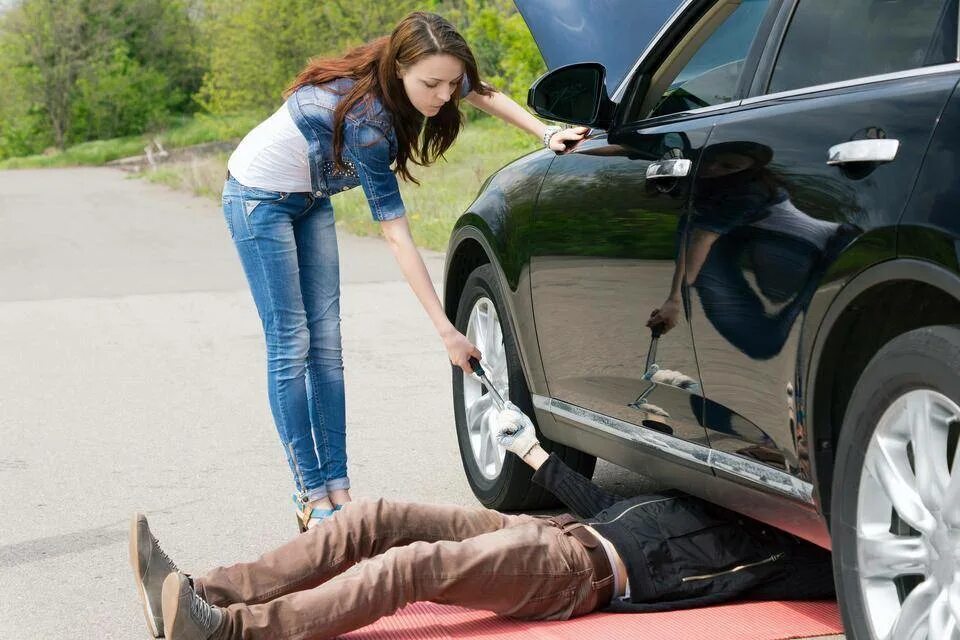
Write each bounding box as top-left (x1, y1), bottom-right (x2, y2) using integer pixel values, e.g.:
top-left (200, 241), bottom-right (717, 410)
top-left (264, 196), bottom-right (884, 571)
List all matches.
top-left (129, 512), bottom-right (163, 638)
top-left (161, 572), bottom-right (186, 640)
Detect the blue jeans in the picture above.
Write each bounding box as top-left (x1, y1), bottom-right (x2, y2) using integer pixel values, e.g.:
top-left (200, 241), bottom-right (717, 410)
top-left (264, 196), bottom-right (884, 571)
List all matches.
top-left (222, 176), bottom-right (349, 501)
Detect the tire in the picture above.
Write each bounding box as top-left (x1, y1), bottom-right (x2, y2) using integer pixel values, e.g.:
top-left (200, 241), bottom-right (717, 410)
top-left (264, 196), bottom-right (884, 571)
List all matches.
top-left (452, 264), bottom-right (596, 510)
top-left (831, 325), bottom-right (960, 639)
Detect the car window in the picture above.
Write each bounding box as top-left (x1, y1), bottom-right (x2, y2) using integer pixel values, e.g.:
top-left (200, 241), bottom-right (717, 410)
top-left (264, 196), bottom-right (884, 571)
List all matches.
top-left (768, 0), bottom-right (957, 94)
top-left (643, 0), bottom-right (771, 120)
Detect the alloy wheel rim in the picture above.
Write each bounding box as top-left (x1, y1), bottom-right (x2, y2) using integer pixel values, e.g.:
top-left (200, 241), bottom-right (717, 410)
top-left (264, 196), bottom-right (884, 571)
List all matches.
top-left (858, 389), bottom-right (960, 639)
top-left (462, 296), bottom-right (510, 480)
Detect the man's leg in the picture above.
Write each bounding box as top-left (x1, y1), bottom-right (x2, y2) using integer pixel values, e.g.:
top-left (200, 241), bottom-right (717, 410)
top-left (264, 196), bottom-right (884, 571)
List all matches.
top-left (194, 498), bottom-right (525, 607)
top-left (212, 517), bottom-right (602, 640)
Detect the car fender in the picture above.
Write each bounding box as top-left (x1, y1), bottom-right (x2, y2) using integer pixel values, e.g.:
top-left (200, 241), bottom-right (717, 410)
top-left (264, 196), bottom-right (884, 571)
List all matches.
top-left (803, 254), bottom-right (960, 518)
top-left (443, 149), bottom-right (557, 394)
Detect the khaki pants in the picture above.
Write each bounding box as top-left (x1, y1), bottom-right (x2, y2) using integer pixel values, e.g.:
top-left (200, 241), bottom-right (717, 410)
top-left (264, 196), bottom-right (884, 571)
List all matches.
top-left (195, 498), bottom-right (608, 640)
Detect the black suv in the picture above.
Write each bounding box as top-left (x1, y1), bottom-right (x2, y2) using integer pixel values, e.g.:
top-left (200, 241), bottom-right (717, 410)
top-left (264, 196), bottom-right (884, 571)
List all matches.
top-left (444, 0), bottom-right (960, 636)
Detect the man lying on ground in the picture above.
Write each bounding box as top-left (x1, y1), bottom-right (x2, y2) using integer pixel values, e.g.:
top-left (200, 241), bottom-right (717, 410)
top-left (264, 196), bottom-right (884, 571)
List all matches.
top-left (130, 403), bottom-right (834, 640)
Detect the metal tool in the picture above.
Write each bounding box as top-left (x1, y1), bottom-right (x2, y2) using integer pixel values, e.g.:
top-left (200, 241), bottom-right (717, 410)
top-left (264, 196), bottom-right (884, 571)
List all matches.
top-left (468, 356), bottom-right (506, 410)
top-left (629, 324), bottom-right (664, 410)
top-left (644, 324), bottom-right (663, 376)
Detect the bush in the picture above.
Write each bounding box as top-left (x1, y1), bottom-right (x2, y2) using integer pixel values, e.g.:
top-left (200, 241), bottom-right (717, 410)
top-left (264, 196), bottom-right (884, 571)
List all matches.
top-left (70, 44), bottom-right (179, 143)
top-left (0, 0), bottom-right (201, 154)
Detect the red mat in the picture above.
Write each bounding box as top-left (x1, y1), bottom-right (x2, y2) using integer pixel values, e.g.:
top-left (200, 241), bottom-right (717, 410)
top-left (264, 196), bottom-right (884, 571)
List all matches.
top-left (342, 600), bottom-right (843, 639)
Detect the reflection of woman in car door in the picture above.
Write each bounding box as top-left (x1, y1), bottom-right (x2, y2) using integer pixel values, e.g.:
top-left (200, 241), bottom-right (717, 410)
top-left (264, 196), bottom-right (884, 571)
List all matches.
top-left (649, 141), bottom-right (858, 360)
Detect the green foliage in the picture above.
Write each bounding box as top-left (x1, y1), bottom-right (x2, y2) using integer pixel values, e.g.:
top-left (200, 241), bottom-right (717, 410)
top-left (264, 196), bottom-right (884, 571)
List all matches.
top-left (161, 112), bottom-right (263, 148)
top-left (195, 0), bottom-right (429, 115)
top-left (0, 0), bottom-right (548, 162)
top-left (441, 0), bottom-right (546, 112)
top-left (70, 43), bottom-right (178, 142)
top-left (192, 0), bottom-right (545, 119)
top-left (0, 35), bottom-right (51, 158)
top-left (0, 136), bottom-right (147, 168)
top-left (194, 0), bottom-right (317, 115)
top-left (0, 112), bottom-right (258, 169)
top-left (0, 0), bottom-right (201, 157)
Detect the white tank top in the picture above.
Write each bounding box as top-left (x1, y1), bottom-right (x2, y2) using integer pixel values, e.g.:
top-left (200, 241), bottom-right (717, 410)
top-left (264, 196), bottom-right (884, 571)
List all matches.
top-left (227, 104), bottom-right (312, 193)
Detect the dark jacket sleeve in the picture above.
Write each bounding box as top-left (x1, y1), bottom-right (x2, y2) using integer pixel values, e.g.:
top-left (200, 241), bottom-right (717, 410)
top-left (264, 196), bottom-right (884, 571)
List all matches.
top-left (530, 453), bottom-right (622, 518)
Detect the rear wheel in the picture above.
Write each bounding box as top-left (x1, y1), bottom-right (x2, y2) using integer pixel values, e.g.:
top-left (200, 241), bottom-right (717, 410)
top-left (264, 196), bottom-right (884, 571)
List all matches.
top-left (453, 264), bottom-right (596, 510)
top-left (832, 325), bottom-right (960, 639)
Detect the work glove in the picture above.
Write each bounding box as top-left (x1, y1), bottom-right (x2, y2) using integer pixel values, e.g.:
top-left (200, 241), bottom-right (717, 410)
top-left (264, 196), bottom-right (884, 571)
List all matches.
top-left (495, 401), bottom-right (540, 459)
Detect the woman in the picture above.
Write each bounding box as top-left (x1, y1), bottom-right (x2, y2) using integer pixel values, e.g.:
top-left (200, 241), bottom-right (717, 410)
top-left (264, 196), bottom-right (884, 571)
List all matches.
top-left (222, 11), bottom-right (587, 531)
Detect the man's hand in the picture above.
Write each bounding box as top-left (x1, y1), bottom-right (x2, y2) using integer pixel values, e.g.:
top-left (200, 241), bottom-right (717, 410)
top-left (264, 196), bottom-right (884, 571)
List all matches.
top-left (495, 401), bottom-right (540, 458)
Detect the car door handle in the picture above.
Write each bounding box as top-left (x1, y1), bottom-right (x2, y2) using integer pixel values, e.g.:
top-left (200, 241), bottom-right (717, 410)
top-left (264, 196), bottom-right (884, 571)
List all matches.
top-left (826, 139), bottom-right (900, 165)
top-left (646, 158), bottom-right (692, 180)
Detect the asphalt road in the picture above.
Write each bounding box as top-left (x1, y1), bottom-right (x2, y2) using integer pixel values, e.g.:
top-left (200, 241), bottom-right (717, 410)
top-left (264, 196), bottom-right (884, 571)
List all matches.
top-left (0, 167), bottom-right (660, 639)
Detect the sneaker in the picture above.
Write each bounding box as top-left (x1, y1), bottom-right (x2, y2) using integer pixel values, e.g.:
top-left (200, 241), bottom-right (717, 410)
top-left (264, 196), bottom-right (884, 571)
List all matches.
top-left (129, 512), bottom-right (179, 637)
top-left (161, 572), bottom-right (224, 640)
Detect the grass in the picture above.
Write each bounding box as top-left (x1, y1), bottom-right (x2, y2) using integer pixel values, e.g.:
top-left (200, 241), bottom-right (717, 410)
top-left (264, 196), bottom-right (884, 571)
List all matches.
top-left (139, 116), bottom-right (538, 252)
top-left (0, 112), bottom-right (264, 170)
top-left (144, 152), bottom-right (232, 201)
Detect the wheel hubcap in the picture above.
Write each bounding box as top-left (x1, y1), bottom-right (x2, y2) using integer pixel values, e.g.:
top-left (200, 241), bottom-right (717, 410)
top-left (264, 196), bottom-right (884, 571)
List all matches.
top-left (858, 389), bottom-right (960, 639)
top-left (462, 297), bottom-right (509, 480)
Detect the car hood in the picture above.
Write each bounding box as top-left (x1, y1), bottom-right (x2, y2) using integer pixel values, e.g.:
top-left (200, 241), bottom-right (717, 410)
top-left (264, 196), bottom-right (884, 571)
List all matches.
top-left (514, 0), bottom-right (684, 94)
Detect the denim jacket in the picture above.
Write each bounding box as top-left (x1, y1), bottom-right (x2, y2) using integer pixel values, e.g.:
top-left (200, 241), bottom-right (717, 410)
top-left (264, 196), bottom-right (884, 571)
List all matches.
top-left (286, 76), bottom-right (472, 222)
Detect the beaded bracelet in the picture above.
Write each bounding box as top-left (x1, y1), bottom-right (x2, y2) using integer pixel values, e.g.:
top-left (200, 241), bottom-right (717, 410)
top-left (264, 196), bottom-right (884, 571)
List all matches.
top-left (542, 125), bottom-right (563, 149)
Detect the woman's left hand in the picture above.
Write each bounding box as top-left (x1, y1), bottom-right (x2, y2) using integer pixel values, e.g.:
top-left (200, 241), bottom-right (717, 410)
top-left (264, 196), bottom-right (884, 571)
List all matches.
top-left (548, 126), bottom-right (590, 152)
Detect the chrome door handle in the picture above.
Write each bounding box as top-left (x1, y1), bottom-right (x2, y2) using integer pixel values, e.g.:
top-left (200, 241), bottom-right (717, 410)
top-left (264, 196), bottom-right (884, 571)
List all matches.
top-left (827, 139), bottom-right (900, 165)
top-left (646, 158), bottom-right (692, 180)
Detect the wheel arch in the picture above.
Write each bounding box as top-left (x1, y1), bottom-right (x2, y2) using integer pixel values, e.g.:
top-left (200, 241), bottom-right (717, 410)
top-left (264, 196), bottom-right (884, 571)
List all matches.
top-left (805, 259), bottom-right (960, 524)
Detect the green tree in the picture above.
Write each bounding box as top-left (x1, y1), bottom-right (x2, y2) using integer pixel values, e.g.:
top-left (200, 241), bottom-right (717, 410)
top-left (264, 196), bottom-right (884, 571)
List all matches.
top-left (0, 34), bottom-right (51, 158)
top-left (455, 0), bottom-right (545, 105)
top-left (111, 0), bottom-right (203, 113)
top-left (2, 0), bottom-right (99, 148)
top-left (0, 0), bottom-right (201, 153)
top-left (194, 0), bottom-right (324, 115)
top-left (70, 42), bottom-right (177, 141)
top-left (0, 0), bottom-right (549, 160)
top-left (195, 0), bottom-right (425, 116)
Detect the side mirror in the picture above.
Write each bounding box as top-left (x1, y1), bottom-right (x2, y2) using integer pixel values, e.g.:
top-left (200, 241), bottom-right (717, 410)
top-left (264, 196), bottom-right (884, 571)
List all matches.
top-left (527, 62), bottom-right (616, 129)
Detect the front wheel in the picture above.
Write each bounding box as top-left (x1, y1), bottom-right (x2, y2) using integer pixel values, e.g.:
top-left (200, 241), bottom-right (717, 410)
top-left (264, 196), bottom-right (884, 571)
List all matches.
top-left (832, 325), bottom-right (960, 639)
top-left (452, 264), bottom-right (595, 510)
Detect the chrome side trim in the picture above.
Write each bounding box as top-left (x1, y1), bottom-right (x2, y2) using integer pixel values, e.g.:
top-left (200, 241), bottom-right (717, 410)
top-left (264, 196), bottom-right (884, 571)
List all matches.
top-left (533, 394), bottom-right (814, 504)
top-left (741, 62), bottom-right (960, 106)
top-left (676, 99), bottom-right (742, 116)
top-left (533, 394), bottom-right (710, 466)
top-left (634, 100), bottom-right (742, 133)
top-left (709, 448), bottom-right (812, 502)
top-left (612, 0), bottom-right (696, 103)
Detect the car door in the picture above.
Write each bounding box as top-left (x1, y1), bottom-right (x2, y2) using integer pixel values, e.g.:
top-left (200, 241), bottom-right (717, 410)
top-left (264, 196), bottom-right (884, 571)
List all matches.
top-left (528, 0), bottom-right (776, 452)
top-left (683, 0), bottom-right (960, 480)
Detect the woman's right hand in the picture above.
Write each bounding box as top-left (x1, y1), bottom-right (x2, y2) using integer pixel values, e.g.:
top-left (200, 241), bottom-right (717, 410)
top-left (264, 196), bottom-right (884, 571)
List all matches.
top-left (442, 328), bottom-right (482, 374)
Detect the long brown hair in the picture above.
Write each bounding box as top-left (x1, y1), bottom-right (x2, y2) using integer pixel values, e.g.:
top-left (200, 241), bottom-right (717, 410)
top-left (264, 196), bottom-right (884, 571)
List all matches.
top-left (284, 12), bottom-right (494, 184)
